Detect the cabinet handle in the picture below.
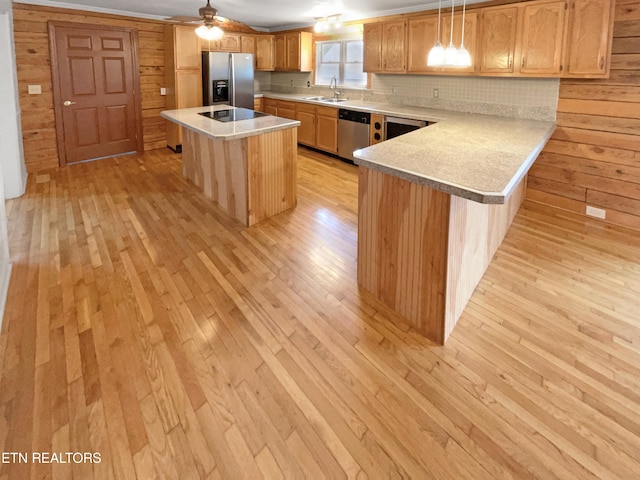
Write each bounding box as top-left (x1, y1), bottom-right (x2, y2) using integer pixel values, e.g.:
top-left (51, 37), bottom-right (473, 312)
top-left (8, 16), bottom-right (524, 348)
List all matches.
top-left (521, 58), bottom-right (525, 68)
top-left (599, 56), bottom-right (605, 70)
top-left (509, 58), bottom-right (513, 69)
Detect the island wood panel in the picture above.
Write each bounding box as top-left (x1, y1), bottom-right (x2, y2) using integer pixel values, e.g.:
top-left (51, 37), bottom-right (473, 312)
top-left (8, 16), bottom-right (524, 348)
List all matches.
top-left (12, 3), bottom-right (167, 172)
top-left (182, 128), bottom-right (249, 225)
top-left (357, 167), bottom-right (450, 343)
top-left (358, 167), bottom-right (526, 344)
top-left (526, 0), bottom-right (640, 231)
top-left (182, 127), bottom-right (297, 227)
top-left (445, 181), bottom-right (524, 339)
top-left (246, 128), bottom-right (297, 226)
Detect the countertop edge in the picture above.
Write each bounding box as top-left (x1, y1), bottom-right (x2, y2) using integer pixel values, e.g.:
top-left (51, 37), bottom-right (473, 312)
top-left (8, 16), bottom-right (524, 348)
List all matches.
top-left (161, 110), bottom-right (300, 141)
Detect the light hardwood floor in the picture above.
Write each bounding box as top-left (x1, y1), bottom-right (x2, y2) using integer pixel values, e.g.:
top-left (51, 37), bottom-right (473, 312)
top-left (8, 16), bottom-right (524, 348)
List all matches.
top-left (1, 147), bottom-right (639, 479)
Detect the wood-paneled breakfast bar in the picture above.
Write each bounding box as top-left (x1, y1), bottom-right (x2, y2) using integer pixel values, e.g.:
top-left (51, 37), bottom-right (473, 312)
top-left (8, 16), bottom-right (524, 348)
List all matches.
top-left (354, 113), bottom-right (556, 344)
top-left (161, 106), bottom-right (300, 226)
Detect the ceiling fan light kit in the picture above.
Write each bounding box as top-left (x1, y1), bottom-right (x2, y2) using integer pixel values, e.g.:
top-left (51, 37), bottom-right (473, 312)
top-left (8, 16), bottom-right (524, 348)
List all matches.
top-left (427, 0), bottom-right (472, 68)
top-left (314, 14), bottom-right (342, 33)
top-left (194, 0), bottom-right (225, 40)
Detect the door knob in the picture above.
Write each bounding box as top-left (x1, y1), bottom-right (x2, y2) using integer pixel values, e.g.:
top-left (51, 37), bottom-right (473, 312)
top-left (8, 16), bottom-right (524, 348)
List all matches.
top-left (63, 101), bottom-right (77, 106)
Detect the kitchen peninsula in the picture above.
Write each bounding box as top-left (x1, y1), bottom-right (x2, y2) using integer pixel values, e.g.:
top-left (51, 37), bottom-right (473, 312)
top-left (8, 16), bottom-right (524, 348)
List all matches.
top-left (161, 105), bottom-right (300, 226)
top-left (353, 113), bottom-right (555, 345)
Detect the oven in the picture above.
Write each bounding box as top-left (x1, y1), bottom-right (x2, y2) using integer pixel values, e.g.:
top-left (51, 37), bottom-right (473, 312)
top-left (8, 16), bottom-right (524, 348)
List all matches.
top-left (384, 116), bottom-right (428, 140)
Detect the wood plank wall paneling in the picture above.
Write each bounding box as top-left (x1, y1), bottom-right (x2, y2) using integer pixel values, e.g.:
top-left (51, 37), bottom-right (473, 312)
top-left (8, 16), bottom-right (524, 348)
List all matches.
top-left (527, 0), bottom-right (640, 231)
top-left (12, 3), bottom-right (168, 172)
top-left (357, 167), bottom-right (450, 343)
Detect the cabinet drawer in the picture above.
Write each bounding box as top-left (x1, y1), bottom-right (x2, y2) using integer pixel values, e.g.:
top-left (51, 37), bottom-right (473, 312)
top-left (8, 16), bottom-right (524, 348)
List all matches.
top-left (277, 100), bottom-right (297, 110)
top-left (296, 102), bottom-right (316, 113)
top-left (316, 105), bottom-right (338, 118)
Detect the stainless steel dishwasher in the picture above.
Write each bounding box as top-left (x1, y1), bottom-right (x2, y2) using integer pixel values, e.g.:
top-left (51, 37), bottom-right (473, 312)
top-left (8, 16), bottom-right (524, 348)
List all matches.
top-left (337, 109), bottom-right (371, 162)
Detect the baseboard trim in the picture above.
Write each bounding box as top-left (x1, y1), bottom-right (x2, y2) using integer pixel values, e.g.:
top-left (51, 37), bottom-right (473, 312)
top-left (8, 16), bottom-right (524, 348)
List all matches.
top-left (0, 262), bottom-right (12, 330)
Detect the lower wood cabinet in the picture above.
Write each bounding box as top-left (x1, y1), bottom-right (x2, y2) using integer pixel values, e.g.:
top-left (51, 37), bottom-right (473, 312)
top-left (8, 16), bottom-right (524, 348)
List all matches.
top-left (296, 103), bottom-right (316, 146)
top-left (315, 106), bottom-right (338, 154)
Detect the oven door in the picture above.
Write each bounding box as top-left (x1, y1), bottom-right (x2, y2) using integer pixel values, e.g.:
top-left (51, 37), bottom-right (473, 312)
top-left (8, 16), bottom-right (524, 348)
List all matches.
top-left (384, 116), bottom-right (428, 140)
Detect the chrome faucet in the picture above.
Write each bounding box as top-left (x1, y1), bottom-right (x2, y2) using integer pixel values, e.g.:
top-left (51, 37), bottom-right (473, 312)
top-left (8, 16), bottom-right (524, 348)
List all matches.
top-left (329, 76), bottom-right (341, 100)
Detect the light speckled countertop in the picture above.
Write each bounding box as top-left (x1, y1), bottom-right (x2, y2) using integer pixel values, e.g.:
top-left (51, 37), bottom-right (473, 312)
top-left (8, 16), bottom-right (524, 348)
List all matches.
top-left (260, 93), bottom-right (556, 204)
top-left (161, 105), bottom-right (300, 141)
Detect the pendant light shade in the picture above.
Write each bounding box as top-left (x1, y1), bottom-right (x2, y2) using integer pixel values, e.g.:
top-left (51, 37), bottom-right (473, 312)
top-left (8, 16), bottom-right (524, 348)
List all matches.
top-left (427, 0), bottom-right (444, 66)
top-left (456, 0), bottom-right (472, 67)
top-left (195, 25), bottom-right (224, 40)
top-left (426, 0), bottom-right (473, 68)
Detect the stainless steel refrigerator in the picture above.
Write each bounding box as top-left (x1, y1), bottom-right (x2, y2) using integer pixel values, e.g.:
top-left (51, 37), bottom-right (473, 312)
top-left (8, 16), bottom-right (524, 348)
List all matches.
top-left (202, 52), bottom-right (255, 109)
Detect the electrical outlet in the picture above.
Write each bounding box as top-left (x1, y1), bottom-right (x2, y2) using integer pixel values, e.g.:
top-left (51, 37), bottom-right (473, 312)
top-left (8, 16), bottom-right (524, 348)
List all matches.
top-left (392, 85), bottom-right (398, 94)
top-left (160, 87), bottom-right (166, 96)
top-left (433, 88), bottom-right (439, 98)
top-left (28, 85), bottom-right (41, 95)
top-left (586, 205), bottom-right (606, 219)
top-left (307, 81), bottom-right (311, 87)
top-left (290, 79), bottom-right (294, 86)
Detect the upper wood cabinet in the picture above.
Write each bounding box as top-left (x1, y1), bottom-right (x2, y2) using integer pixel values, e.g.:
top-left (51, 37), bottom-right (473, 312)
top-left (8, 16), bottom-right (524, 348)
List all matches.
top-left (441, 12), bottom-right (479, 74)
top-left (363, 23), bottom-right (383, 72)
top-left (364, 20), bottom-right (407, 73)
top-left (479, 5), bottom-right (519, 74)
top-left (382, 20), bottom-right (407, 72)
top-left (407, 15), bottom-right (439, 74)
top-left (518, 0), bottom-right (566, 75)
top-left (563, 0), bottom-right (614, 77)
top-left (274, 32), bottom-right (313, 72)
top-left (255, 35), bottom-right (275, 71)
top-left (219, 34), bottom-right (241, 52)
top-left (171, 25), bottom-right (201, 70)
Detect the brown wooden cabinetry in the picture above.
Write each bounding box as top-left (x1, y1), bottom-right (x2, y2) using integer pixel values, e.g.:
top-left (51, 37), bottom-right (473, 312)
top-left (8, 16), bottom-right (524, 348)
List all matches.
top-left (274, 32), bottom-right (313, 71)
top-left (407, 15), bottom-right (439, 74)
top-left (315, 106), bottom-right (338, 154)
top-left (563, 0), bottom-right (614, 77)
top-left (164, 25), bottom-right (202, 151)
top-left (479, 5), bottom-right (519, 74)
top-left (255, 35), bottom-right (275, 71)
top-left (277, 100), bottom-right (297, 120)
top-left (441, 12), bottom-right (478, 73)
top-left (518, 0), bottom-right (565, 75)
top-left (219, 34), bottom-right (241, 52)
top-left (263, 98), bottom-right (278, 116)
top-left (296, 103), bottom-right (316, 147)
top-left (364, 20), bottom-right (407, 73)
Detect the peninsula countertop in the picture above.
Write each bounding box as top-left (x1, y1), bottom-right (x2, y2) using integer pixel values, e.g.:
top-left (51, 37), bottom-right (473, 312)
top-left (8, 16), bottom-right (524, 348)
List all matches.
top-left (259, 93), bottom-right (556, 204)
top-left (161, 105), bottom-right (300, 141)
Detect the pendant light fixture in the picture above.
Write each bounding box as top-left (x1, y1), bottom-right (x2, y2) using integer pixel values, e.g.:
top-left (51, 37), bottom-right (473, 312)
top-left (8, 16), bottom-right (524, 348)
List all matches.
top-left (427, 0), bottom-right (445, 66)
top-left (456, 0), bottom-right (472, 66)
top-left (444, 0), bottom-right (458, 66)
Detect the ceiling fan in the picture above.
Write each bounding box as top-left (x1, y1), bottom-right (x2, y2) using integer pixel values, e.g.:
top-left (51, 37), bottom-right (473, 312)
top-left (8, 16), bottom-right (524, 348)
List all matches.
top-left (166, 1), bottom-right (238, 40)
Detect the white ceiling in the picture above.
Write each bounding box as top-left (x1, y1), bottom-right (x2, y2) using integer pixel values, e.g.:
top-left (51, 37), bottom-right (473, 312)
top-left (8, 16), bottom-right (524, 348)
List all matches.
top-left (17, 0), bottom-right (488, 31)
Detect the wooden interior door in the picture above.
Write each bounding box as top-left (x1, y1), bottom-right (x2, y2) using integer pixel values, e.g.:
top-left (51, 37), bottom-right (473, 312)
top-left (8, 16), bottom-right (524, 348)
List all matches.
top-left (49, 22), bottom-right (143, 166)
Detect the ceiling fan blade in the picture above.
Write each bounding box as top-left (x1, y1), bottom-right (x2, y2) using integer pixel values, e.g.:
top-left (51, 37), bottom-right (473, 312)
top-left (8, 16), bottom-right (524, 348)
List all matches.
top-left (165, 15), bottom-right (202, 22)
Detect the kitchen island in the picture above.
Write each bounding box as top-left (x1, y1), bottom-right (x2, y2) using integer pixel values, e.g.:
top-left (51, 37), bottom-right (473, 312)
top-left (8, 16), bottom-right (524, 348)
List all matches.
top-left (161, 105), bottom-right (300, 226)
top-left (354, 114), bottom-right (556, 344)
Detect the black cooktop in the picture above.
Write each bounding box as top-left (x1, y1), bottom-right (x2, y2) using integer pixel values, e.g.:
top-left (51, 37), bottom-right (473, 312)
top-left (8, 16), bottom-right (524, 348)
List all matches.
top-left (199, 108), bottom-right (269, 122)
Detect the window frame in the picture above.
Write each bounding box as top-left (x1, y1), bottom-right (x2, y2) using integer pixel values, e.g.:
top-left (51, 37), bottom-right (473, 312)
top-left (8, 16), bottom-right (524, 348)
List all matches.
top-left (315, 38), bottom-right (366, 87)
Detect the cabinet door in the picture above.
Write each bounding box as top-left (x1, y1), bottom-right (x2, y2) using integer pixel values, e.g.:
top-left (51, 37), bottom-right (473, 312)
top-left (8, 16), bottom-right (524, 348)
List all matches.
top-left (274, 34), bottom-right (286, 71)
top-left (296, 108), bottom-right (316, 146)
top-left (168, 70), bottom-right (202, 148)
top-left (564, 0), bottom-right (613, 76)
top-left (519, 0), bottom-right (565, 75)
top-left (220, 34), bottom-right (241, 52)
top-left (316, 109), bottom-right (338, 154)
top-left (264, 98), bottom-right (278, 116)
top-left (363, 23), bottom-right (383, 72)
top-left (298, 32), bottom-right (313, 72)
top-left (241, 35), bottom-right (255, 54)
top-left (407, 16), bottom-right (439, 73)
top-left (253, 97), bottom-right (263, 112)
top-left (174, 26), bottom-right (201, 70)
top-left (285, 33), bottom-right (300, 71)
top-left (441, 12), bottom-right (479, 73)
top-left (256, 36), bottom-right (274, 71)
top-left (479, 6), bottom-right (518, 73)
top-left (382, 20), bottom-right (407, 72)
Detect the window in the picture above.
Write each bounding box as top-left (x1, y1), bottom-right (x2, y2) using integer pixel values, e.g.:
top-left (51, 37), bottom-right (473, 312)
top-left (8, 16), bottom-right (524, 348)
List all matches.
top-left (315, 39), bottom-right (367, 87)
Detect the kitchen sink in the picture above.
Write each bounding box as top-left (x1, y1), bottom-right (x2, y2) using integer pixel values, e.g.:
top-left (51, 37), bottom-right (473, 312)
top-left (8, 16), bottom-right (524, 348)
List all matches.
top-left (302, 96), bottom-right (327, 101)
top-left (320, 98), bottom-right (347, 103)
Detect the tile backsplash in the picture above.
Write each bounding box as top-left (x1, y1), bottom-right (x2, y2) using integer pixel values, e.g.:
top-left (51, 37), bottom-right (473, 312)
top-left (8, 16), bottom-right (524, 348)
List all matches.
top-left (264, 72), bottom-right (559, 121)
